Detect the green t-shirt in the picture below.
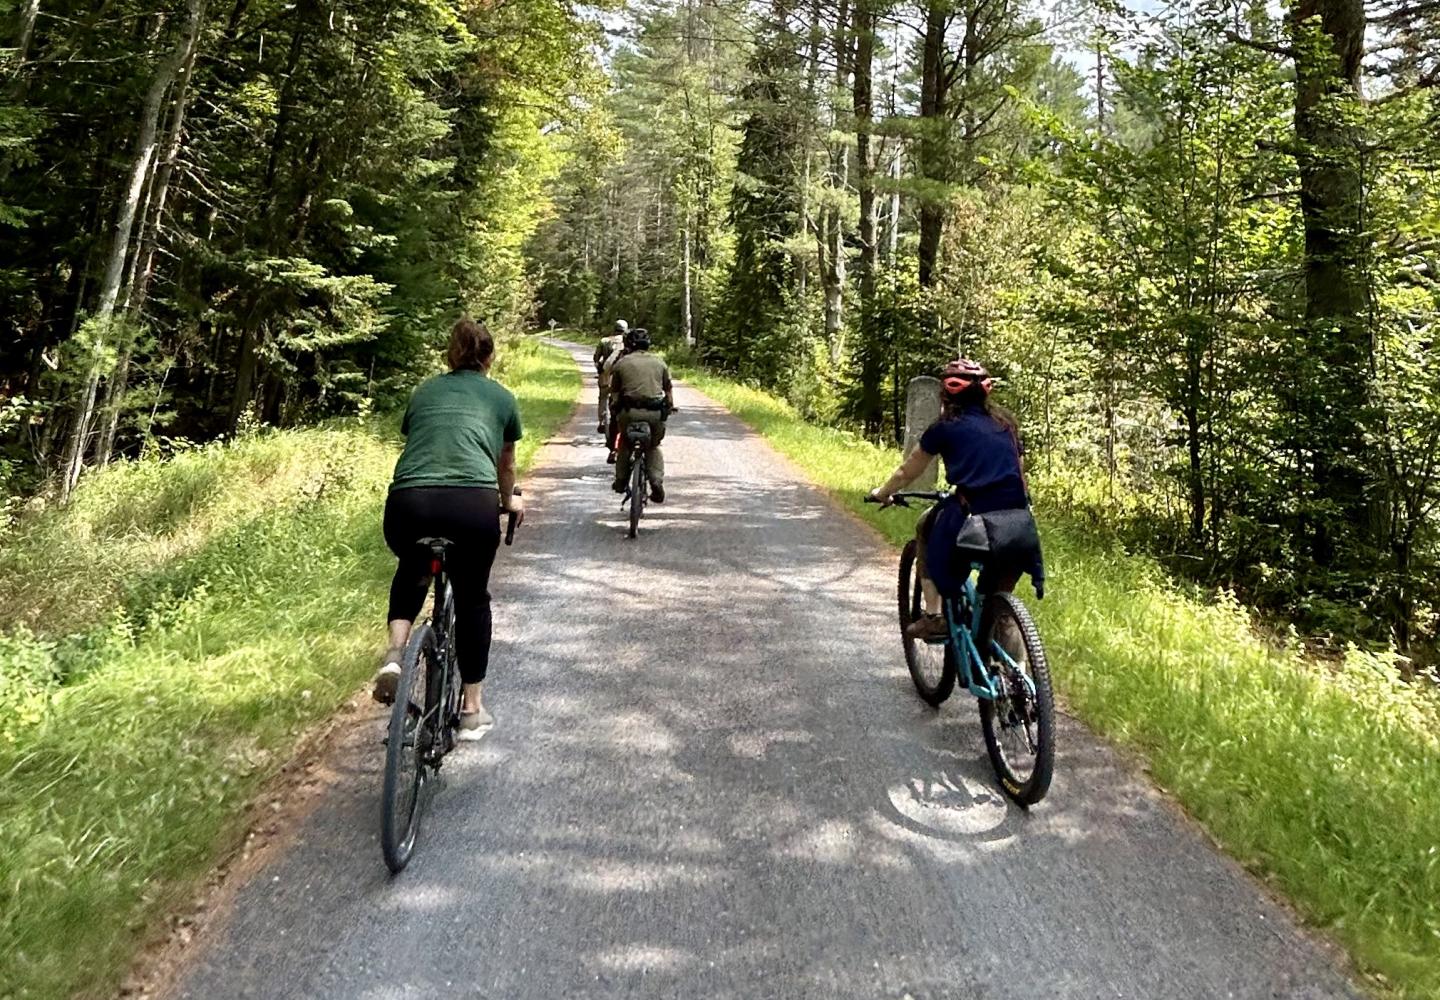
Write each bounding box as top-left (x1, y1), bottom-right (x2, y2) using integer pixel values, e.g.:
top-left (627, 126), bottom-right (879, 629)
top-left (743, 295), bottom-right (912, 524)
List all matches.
top-left (390, 370), bottom-right (522, 492)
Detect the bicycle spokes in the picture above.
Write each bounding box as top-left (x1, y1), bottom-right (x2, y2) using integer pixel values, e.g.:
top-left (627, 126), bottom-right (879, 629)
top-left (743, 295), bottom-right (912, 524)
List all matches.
top-left (985, 609), bottom-right (1047, 783)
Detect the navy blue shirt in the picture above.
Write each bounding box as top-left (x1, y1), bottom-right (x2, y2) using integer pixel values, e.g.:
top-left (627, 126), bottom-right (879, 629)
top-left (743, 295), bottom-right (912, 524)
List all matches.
top-left (919, 407), bottom-right (1028, 513)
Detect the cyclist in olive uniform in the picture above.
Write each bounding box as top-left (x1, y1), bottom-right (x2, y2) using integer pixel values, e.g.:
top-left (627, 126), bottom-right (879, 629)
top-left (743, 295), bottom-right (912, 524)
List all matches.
top-left (594, 320), bottom-right (628, 434)
top-left (608, 328), bottom-right (674, 503)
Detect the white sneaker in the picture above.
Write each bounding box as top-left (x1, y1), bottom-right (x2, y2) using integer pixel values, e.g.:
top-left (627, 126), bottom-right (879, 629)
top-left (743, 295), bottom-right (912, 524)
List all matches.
top-left (371, 656), bottom-right (403, 704)
top-left (458, 702), bottom-right (493, 740)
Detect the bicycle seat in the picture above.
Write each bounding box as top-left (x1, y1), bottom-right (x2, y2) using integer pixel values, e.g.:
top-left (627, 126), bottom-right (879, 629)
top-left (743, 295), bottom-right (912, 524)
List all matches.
top-left (416, 537), bottom-right (454, 572)
top-left (624, 423), bottom-right (653, 446)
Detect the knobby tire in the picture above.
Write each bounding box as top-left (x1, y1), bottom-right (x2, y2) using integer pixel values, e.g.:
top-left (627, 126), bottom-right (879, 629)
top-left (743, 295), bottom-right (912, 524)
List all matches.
top-left (978, 591), bottom-right (1055, 806)
top-left (898, 539), bottom-right (956, 705)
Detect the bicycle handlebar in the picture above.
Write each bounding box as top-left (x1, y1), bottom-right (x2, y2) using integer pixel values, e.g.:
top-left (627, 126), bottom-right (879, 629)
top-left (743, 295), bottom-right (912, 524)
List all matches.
top-left (863, 490), bottom-right (951, 509)
top-left (505, 488), bottom-right (522, 546)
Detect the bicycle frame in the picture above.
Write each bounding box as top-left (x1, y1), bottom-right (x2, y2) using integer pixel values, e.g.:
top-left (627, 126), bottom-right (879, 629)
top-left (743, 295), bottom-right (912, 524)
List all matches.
top-left (942, 569), bottom-right (998, 701)
top-left (419, 552), bottom-right (460, 765)
top-left (944, 575), bottom-right (1035, 705)
top-left (878, 490), bottom-right (1031, 703)
top-left (623, 443), bottom-right (648, 500)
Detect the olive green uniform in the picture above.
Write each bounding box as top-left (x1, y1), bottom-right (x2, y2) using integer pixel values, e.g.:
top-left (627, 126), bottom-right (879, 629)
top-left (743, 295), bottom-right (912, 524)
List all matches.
top-left (593, 335), bottom-right (625, 425)
top-left (609, 350), bottom-right (672, 491)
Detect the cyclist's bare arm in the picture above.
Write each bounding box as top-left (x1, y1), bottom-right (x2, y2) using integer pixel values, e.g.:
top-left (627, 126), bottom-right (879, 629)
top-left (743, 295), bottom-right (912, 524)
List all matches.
top-left (499, 442), bottom-right (524, 525)
top-left (871, 447), bottom-right (935, 505)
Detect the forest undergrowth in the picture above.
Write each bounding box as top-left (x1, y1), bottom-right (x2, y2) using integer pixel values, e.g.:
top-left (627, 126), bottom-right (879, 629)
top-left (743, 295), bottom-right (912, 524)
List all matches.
top-left (0, 339), bottom-right (579, 1000)
top-left (675, 363), bottom-right (1440, 1000)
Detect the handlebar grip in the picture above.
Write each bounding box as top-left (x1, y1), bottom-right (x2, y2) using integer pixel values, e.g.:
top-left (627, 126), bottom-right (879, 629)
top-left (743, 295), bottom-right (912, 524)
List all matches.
top-left (504, 488), bottom-right (522, 546)
top-left (863, 493), bottom-right (911, 508)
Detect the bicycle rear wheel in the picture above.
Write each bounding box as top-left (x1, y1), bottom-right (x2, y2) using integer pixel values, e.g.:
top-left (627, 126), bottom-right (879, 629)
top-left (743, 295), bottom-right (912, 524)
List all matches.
top-left (898, 539), bottom-right (956, 706)
top-left (627, 451), bottom-right (645, 538)
top-left (978, 591), bottom-right (1055, 806)
top-left (381, 623), bottom-right (437, 873)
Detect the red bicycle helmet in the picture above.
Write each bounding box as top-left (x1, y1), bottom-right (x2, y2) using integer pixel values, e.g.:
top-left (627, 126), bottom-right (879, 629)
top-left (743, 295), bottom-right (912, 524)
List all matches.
top-left (941, 358), bottom-right (993, 398)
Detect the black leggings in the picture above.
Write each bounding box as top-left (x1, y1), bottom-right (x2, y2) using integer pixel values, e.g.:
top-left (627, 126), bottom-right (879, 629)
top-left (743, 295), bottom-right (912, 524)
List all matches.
top-left (383, 486), bottom-right (501, 684)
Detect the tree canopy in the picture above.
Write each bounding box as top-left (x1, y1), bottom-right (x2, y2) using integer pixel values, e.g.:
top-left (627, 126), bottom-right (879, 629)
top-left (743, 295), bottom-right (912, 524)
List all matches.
top-left (4, 0), bottom-right (1440, 656)
top-left (529, 0), bottom-right (1440, 656)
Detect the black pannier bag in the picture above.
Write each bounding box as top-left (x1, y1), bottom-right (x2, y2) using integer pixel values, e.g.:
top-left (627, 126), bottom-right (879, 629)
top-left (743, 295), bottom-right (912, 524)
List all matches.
top-left (624, 422), bottom-right (653, 446)
top-left (951, 508), bottom-right (1046, 599)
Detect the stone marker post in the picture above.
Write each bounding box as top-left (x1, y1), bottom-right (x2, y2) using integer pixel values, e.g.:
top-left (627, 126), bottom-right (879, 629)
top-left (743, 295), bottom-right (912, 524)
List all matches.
top-left (903, 375), bottom-right (942, 490)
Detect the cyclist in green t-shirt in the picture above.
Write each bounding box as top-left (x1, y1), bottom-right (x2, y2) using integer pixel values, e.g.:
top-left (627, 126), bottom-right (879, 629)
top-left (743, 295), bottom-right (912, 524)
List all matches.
top-left (372, 318), bottom-right (523, 737)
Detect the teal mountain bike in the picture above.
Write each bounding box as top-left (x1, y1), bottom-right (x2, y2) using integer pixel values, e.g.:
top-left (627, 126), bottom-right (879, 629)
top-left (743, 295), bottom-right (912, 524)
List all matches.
top-left (870, 491), bottom-right (1055, 806)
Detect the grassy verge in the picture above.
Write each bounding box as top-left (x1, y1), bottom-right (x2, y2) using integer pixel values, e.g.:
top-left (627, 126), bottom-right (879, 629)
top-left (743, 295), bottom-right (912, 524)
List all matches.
top-left (679, 367), bottom-right (1440, 1000)
top-left (0, 338), bottom-right (579, 1000)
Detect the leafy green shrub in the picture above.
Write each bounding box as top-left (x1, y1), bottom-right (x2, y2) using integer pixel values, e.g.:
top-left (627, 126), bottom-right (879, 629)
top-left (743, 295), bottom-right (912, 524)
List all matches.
top-left (0, 627), bottom-right (60, 740)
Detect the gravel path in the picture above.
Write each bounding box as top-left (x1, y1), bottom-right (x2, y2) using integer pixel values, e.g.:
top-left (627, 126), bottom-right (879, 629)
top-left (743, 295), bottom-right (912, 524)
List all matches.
top-left (169, 342), bottom-right (1362, 1000)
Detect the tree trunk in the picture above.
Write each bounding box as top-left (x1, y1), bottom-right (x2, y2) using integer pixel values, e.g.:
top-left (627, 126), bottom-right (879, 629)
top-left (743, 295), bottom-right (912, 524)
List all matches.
top-left (1185, 347), bottom-right (1205, 543)
top-left (60, 0), bottom-right (204, 501)
top-left (261, 13), bottom-right (308, 215)
top-left (127, 0), bottom-right (205, 318)
top-left (95, 343), bottom-right (134, 467)
top-left (917, 1), bottom-right (948, 289)
top-left (819, 0), bottom-right (850, 364)
top-left (10, 0), bottom-right (42, 75)
top-left (682, 213), bottom-right (694, 347)
top-left (261, 370), bottom-right (284, 425)
top-left (822, 224), bottom-right (844, 361)
top-left (853, 0), bottom-right (876, 303)
top-left (228, 326), bottom-right (258, 432)
top-left (887, 148), bottom-right (901, 262)
top-left (1289, 0), bottom-right (1371, 566)
top-left (852, 0), bottom-right (880, 425)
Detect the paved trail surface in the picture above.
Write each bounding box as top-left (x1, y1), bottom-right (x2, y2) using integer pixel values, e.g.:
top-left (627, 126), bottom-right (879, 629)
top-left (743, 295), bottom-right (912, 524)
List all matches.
top-left (170, 343), bottom-right (1360, 1000)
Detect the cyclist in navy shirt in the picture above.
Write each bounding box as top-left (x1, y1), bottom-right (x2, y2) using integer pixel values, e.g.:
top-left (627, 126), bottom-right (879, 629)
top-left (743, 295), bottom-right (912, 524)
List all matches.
top-left (870, 358), bottom-right (1043, 640)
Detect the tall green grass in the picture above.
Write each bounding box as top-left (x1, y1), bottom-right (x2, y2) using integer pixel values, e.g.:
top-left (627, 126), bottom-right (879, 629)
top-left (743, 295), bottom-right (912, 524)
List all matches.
top-left (681, 368), bottom-right (1440, 1000)
top-left (0, 338), bottom-right (578, 1000)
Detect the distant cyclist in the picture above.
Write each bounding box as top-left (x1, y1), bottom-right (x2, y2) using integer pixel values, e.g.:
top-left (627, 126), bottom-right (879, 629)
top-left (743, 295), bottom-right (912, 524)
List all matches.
top-left (869, 358), bottom-right (1043, 640)
top-left (373, 318), bottom-right (524, 737)
top-left (594, 320), bottom-right (628, 435)
top-left (609, 328), bottom-right (674, 503)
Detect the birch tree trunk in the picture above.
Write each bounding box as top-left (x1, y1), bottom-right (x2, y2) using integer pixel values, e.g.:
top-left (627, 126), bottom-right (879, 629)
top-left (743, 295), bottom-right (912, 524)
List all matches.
top-left (98, 0), bottom-right (207, 466)
top-left (682, 213), bottom-right (694, 347)
top-left (819, 0), bottom-right (850, 364)
top-left (888, 148), bottom-right (901, 262)
top-left (60, 0), bottom-right (205, 499)
top-left (9, 0), bottom-right (41, 76)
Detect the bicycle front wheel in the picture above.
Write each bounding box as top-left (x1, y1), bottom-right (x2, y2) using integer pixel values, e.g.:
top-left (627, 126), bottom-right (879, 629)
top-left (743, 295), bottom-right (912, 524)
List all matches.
top-left (628, 451), bottom-right (645, 538)
top-left (898, 539), bottom-right (956, 706)
top-left (978, 591), bottom-right (1055, 806)
top-left (381, 623), bottom-right (436, 873)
